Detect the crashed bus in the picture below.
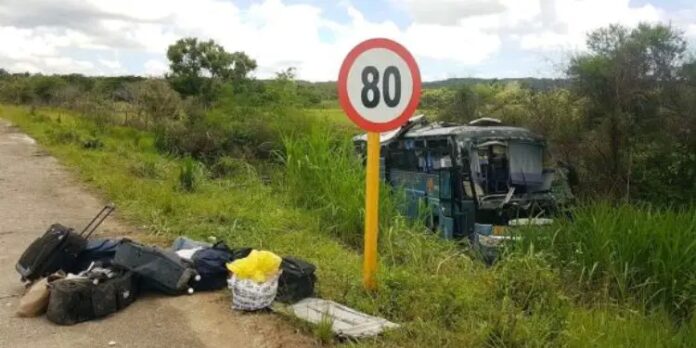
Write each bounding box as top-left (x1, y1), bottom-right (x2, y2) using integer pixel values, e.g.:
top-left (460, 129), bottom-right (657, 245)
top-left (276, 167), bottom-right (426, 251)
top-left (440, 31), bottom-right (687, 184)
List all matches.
top-left (354, 116), bottom-right (570, 249)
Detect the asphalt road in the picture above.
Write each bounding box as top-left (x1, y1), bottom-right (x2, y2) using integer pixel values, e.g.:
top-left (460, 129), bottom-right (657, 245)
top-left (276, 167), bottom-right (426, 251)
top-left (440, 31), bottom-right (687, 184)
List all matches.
top-left (0, 119), bottom-right (315, 348)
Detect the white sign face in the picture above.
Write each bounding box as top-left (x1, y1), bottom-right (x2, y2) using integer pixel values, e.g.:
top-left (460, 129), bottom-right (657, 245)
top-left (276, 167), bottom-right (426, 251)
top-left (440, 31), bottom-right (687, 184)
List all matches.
top-left (339, 38), bottom-right (421, 132)
top-left (345, 48), bottom-right (414, 124)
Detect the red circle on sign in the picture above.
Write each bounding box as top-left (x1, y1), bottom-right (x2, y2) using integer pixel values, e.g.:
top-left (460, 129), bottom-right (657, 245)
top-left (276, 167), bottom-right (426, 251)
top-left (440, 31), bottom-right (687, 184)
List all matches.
top-left (338, 38), bottom-right (421, 132)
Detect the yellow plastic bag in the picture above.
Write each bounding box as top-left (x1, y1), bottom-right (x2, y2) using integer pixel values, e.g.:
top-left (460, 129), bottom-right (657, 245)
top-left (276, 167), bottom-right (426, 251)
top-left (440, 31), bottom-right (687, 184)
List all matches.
top-left (226, 250), bottom-right (281, 283)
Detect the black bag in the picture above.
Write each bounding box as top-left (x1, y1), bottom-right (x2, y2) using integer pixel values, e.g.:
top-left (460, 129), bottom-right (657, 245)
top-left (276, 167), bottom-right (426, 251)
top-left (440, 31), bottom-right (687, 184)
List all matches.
top-left (16, 205), bottom-right (115, 281)
top-left (69, 239), bottom-right (122, 274)
top-left (276, 257), bottom-right (317, 303)
top-left (114, 240), bottom-right (198, 295)
top-left (46, 267), bottom-right (137, 325)
top-left (190, 243), bottom-right (252, 291)
top-left (231, 247), bottom-right (253, 261)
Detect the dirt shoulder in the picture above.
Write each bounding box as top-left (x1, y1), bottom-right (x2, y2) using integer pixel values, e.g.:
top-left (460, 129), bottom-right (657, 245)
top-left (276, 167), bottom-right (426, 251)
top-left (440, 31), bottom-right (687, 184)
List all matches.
top-left (0, 119), bottom-right (316, 348)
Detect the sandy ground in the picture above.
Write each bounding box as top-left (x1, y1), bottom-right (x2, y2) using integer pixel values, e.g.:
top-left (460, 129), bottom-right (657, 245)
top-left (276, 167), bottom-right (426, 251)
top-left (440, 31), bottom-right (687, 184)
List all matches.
top-left (0, 119), bottom-right (316, 348)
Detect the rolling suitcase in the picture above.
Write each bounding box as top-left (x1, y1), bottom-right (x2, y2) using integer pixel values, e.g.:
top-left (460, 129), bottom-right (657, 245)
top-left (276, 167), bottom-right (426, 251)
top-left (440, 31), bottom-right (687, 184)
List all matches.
top-left (113, 240), bottom-right (199, 295)
top-left (16, 204), bottom-right (116, 281)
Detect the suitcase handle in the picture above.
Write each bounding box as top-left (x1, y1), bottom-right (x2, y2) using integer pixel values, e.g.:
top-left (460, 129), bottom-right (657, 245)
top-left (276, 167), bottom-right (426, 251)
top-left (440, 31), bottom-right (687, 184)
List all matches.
top-left (80, 203), bottom-right (116, 239)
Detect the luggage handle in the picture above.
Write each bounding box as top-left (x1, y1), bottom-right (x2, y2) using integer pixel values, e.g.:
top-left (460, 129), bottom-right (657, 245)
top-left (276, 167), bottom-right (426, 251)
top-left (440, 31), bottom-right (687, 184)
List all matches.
top-left (80, 203), bottom-right (116, 239)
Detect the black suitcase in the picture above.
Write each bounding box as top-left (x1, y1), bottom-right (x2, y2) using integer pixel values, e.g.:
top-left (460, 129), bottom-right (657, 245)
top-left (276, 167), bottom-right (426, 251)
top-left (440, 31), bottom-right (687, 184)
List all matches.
top-left (16, 204), bottom-right (115, 281)
top-left (276, 257), bottom-right (317, 303)
top-left (114, 240), bottom-right (198, 295)
top-left (46, 267), bottom-right (137, 325)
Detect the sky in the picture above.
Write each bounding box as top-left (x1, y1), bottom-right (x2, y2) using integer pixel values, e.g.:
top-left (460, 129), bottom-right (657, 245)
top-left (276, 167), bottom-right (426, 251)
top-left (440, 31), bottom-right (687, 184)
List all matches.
top-left (1, 0), bottom-right (695, 81)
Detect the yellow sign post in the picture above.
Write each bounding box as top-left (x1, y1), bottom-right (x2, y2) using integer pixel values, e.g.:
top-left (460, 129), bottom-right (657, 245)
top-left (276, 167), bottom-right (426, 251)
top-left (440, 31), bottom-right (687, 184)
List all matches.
top-left (337, 38), bottom-right (421, 291)
top-left (362, 132), bottom-right (381, 290)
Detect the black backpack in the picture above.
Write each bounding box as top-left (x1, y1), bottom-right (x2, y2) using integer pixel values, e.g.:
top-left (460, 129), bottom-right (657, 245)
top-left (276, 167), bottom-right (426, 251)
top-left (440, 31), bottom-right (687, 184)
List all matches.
top-left (46, 266), bottom-right (137, 325)
top-left (190, 243), bottom-right (251, 291)
top-left (276, 257), bottom-right (317, 303)
top-left (16, 205), bottom-right (115, 281)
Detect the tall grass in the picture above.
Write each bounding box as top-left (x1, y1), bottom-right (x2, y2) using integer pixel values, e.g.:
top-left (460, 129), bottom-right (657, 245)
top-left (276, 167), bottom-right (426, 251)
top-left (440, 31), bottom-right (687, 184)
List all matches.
top-left (4, 104), bottom-right (695, 347)
top-left (521, 202), bottom-right (696, 320)
top-left (178, 157), bottom-right (204, 192)
top-left (281, 123), bottom-right (363, 246)
top-left (281, 122), bottom-right (403, 248)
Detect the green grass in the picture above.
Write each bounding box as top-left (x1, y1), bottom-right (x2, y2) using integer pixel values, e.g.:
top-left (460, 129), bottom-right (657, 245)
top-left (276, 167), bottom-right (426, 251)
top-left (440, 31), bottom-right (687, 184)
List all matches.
top-left (517, 203), bottom-right (696, 321)
top-left (2, 104), bottom-right (693, 347)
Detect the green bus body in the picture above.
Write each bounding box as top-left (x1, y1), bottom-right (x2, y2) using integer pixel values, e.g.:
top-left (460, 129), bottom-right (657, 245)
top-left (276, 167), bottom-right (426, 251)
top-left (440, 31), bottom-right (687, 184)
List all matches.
top-left (355, 117), bottom-right (560, 240)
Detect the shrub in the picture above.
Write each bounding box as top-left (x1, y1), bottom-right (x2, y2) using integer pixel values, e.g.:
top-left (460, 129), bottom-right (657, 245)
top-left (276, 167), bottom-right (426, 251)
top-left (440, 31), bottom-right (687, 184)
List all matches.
top-left (131, 79), bottom-right (182, 128)
top-left (178, 157), bottom-right (205, 192)
top-left (131, 158), bottom-right (163, 179)
top-left (210, 156), bottom-right (250, 179)
top-left (45, 126), bottom-right (82, 144)
top-left (81, 137), bottom-right (103, 149)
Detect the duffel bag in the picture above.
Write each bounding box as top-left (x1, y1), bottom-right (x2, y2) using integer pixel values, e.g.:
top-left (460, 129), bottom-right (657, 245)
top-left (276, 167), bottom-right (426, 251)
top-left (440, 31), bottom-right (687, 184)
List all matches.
top-left (46, 268), bottom-right (136, 325)
top-left (276, 257), bottom-right (317, 304)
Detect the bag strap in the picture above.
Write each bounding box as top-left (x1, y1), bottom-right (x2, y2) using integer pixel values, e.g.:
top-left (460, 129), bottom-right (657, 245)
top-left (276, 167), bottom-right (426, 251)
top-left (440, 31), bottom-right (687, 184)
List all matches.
top-left (80, 203), bottom-right (116, 239)
top-left (282, 257), bottom-right (316, 274)
top-left (212, 241), bottom-right (232, 252)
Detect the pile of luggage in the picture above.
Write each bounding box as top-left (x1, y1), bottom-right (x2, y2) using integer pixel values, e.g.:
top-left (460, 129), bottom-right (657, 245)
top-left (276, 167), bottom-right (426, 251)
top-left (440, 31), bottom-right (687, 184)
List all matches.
top-left (14, 205), bottom-right (317, 325)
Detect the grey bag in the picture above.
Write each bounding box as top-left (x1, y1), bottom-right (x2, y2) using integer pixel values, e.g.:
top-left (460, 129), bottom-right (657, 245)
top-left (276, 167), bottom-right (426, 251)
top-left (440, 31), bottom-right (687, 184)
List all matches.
top-left (113, 240), bottom-right (197, 295)
top-left (171, 236), bottom-right (211, 251)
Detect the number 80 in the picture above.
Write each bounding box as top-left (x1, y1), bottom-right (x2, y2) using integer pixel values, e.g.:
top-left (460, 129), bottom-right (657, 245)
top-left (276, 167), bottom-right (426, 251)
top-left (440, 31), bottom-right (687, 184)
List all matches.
top-left (361, 65), bottom-right (401, 108)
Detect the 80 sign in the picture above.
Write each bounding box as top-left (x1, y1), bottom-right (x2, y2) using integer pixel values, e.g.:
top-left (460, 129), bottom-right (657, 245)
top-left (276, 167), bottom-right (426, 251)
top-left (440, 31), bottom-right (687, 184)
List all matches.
top-left (338, 38), bottom-right (421, 132)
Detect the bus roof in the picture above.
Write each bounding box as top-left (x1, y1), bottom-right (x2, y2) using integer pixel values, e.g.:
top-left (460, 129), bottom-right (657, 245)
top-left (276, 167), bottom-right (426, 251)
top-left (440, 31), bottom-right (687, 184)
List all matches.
top-left (352, 116), bottom-right (544, 144)
top-left (402, 123), bottom-right (543, 142)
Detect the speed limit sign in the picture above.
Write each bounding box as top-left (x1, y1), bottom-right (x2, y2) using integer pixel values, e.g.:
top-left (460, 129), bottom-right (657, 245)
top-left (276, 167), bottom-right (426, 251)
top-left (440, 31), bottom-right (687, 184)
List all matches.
top-left (338, 38), bottom-right (421, 291)
top-left (338, 38), bottom-right (421, 132)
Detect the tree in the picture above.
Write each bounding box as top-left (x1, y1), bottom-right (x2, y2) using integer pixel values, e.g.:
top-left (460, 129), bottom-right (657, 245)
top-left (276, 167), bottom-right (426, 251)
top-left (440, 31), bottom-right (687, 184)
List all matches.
top-left (568, 23), bottom-right (687, 200)
top-left (166, 37), bottom-right (257, 101)
top-left (0, 77), bottom-right (33, 104)
top-left (438, 85), bottom-right (480, 122)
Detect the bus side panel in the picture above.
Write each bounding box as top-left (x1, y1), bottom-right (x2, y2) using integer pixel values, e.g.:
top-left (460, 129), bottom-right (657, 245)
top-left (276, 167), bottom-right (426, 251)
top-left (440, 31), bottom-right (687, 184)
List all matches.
top-left (390, 169), bottom-right (440, 229)
top-left (456, 200), bottom-right (476, 239)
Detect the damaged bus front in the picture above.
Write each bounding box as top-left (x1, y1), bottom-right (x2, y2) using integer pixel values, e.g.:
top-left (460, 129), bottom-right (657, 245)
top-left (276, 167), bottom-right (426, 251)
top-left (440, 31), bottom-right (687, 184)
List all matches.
top-left (354, 117), bottom-right (564, 251)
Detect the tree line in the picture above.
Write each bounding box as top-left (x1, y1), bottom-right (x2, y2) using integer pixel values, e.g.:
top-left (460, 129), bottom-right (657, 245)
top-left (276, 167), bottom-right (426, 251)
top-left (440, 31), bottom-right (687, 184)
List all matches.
top-left (0, 23), bottom-right (694, 206)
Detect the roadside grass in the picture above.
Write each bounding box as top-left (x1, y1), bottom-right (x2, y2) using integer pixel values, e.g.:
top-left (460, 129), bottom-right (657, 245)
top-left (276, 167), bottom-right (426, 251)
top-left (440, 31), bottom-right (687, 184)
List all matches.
top-left (516, 203), bottom-right (696, 321)
top-left (2, 104), bottom-right (693, 347)
top-left (303, 108), bottom-right (352, 126)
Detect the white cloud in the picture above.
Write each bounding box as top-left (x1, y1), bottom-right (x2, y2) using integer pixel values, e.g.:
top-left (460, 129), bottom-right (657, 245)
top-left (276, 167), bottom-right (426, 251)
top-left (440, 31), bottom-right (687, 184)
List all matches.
top-left (687, 24), bottom-right (696, 39)
top-left (0, 26), bottom-right (106, 74)
top-left (44, 57), bottom-right (95, 73)
top-left (99, 59), bottom-right (121, 70)
top-left (0, 0), bottom-right (503, 80)
top-left (143, 59), bottom-right (168, 77)
top-left (400, 0), bottom-right (506, 25)
top-left (403, 24), bottom-right (501, 63)
top-left (519, 0), bottom-right (662, 51)
top-left (0, 0), bottom-right (692, 80)
top-left (399, 0), bottom-right (665, 52)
